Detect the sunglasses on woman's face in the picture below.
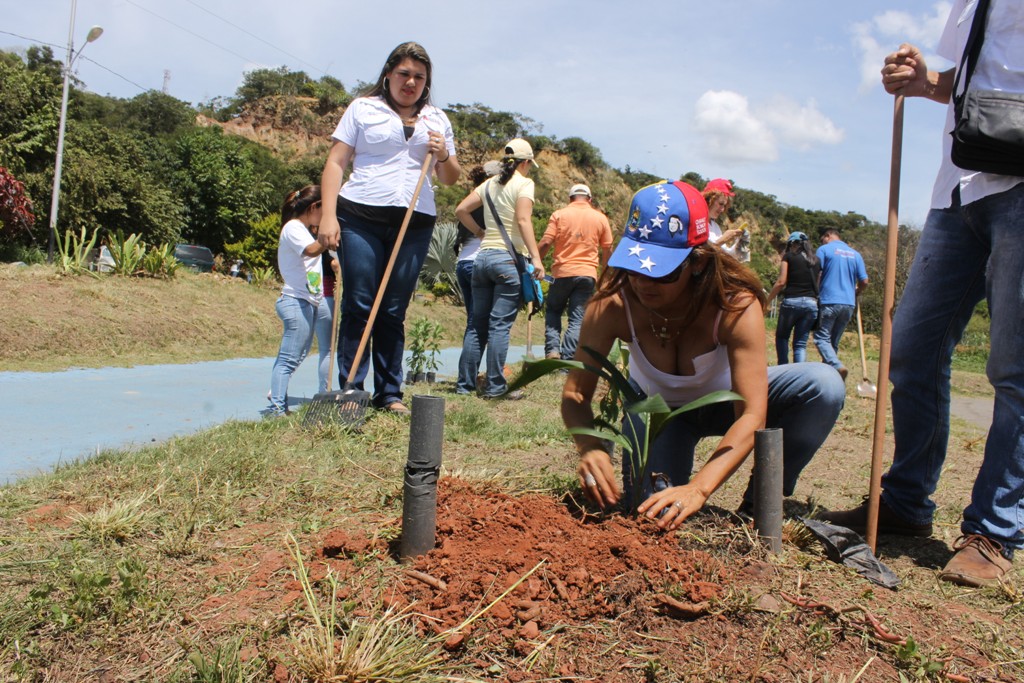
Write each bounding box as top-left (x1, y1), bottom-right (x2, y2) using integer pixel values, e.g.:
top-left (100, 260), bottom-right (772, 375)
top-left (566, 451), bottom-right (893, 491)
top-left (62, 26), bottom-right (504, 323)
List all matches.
top-left (628, 262), bottom-right (684, 285)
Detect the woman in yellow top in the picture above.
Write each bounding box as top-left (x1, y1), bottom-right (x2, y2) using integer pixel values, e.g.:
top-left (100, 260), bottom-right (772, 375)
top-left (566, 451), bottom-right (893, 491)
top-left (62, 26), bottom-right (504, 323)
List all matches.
top-left (454, 139), bottom-right (545, 399)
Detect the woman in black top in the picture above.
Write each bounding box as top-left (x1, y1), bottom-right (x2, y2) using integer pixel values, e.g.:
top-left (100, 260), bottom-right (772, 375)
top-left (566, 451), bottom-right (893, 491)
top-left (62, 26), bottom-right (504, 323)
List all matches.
top-left (765, 232), bottom-right (821, 364)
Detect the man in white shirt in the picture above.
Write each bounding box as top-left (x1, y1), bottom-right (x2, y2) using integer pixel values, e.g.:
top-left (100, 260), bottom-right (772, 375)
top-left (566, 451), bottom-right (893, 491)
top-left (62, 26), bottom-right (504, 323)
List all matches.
top-left (822, 0), bottom-right (1024, 587)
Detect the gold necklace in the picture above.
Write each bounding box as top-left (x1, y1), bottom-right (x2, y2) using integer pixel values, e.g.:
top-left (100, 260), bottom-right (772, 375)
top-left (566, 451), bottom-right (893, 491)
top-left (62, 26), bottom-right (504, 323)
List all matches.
top-left (631, 295), bottom-right (687, 348)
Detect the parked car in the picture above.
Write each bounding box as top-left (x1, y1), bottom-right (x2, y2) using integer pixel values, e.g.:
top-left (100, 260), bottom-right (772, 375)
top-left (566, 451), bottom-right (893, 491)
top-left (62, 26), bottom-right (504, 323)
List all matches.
top-left (174, 244), bottom-right (215, 272)
top-left (89, 246), bottom-right (115, 273)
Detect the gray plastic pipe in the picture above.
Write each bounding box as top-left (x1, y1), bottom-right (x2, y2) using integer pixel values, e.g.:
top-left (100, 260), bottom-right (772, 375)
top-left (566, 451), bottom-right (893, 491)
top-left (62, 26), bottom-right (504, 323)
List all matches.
top-left (753, 428), bottom-right (783, 553)
top-left (399, 394), bottom-right (445, 562)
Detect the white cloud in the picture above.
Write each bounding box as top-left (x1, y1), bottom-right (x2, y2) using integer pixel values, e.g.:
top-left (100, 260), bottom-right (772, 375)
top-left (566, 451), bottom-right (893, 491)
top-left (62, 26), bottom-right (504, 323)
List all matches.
top-left (693, 91), bottom-right (843, 165)
top-left (758, 96), bottom-right (845, 150)
top-left (852, 2), bottom-right (951, 91)
top-left (693, 91), bottom-right (778, 164)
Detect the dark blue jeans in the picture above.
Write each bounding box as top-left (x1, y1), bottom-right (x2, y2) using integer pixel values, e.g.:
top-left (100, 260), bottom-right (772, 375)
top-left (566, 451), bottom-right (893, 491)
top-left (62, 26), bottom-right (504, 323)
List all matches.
top-left (883, 184), bottom-right (1024, 552)
top-left (813, 303), bottom-right (854, 370)
top-left (544, 276), bottom-right (595, 360)
top-left (775, 296), bottom-right (818, 364)
top-left (337, 211), bottom-right (434, 408)
top-left (456, 258), bottom-right (475, 332)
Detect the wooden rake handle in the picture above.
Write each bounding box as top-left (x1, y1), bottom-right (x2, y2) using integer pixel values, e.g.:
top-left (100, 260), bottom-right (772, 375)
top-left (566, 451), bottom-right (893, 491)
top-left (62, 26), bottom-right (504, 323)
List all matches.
top-left (343, 152), bottom-right (436, 387)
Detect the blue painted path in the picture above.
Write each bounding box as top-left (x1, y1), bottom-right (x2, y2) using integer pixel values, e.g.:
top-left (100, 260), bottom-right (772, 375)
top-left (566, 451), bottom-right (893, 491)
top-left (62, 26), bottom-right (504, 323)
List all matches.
top-left (0, 346), bottom-right (531, 483)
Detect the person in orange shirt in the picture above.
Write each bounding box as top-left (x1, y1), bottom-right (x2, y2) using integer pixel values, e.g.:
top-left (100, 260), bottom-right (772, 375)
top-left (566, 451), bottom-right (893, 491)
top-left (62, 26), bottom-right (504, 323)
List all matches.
top-left (538, 184), bottom-right (614, 360)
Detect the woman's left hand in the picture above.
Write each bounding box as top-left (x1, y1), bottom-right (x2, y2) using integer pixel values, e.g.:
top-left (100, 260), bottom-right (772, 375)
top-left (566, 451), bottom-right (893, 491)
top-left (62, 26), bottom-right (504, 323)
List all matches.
top-left (636, 484), bottom-right (708, 530)
top-left (427, 131), bottom-right (446, 159)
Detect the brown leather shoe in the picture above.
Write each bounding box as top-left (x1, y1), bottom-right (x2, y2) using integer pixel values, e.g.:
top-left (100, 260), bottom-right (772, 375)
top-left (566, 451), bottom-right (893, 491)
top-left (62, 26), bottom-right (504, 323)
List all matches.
top-left (939, 535), bottom-right (1013, 587)
top-left (816, 498), bottom-right (932, 537)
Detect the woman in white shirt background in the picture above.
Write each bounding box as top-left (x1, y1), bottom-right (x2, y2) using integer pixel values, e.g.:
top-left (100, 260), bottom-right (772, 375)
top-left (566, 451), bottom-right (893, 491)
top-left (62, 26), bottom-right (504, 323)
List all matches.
top-left (317, 42), bottom-right (461, 416)
top-left (268, 185), bottom-right (327, 417)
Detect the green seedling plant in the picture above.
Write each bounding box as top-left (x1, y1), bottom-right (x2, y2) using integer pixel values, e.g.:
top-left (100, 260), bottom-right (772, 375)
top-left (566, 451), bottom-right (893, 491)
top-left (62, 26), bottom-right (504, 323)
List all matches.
top-left (406, 317), bottom-right (443, 378)
top-left (509, 342), bottom-right (742, 513)
top-left (55, 227), bottom-right (99, 276)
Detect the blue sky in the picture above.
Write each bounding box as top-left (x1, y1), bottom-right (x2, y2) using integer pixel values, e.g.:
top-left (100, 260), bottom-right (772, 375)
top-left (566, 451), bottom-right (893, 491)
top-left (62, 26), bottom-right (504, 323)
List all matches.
top-left (5, 1), bottom-right (955, 227)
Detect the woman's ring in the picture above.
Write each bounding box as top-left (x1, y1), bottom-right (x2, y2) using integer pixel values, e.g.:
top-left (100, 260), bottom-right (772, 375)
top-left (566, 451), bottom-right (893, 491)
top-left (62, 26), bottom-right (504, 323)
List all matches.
top-left (673, 501), bottom-right (683, 508)
top-left (583, 473), bottom-right (596, 487)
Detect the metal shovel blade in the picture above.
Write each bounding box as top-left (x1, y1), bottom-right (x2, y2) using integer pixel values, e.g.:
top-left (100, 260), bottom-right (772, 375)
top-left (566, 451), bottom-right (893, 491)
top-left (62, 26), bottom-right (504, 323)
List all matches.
top-left (857, 378), bottom-right (877, 399)
top-left (302, 387), bottom-right (370, 429)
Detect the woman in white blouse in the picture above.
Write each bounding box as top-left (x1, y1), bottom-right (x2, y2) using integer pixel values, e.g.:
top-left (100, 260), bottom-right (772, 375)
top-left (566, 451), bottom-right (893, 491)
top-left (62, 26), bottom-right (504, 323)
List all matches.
top-left (317, 42), bottom-right (461, 416)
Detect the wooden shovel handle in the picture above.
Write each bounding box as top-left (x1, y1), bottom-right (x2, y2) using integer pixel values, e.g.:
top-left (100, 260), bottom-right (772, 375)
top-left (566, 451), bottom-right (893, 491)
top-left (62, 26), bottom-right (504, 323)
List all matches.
top-left (866, 95), bottom-right (904, 551)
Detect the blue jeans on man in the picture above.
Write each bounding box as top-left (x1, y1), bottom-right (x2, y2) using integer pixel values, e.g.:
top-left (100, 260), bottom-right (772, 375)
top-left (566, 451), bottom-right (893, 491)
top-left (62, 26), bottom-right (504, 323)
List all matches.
top-left (620, 363), bottom-right (846, 512)
top-left (269, 295), bottom-right (318, 415)
top-left (814, 303), bottom-right (854, 372)
top-left (337, 211), bottom-right (434, 409)
top-left (457, 249), bottom-right (521, 397)
top-left (775, 296), bottom-right (818, 364)
top-left (882, 184), bottom-right (1024, 554)
top-left (544, 276), bottom-right (594, 360)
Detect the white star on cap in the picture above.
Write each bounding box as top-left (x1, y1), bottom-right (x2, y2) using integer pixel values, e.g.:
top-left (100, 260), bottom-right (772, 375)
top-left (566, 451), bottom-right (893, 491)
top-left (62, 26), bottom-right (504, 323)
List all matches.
top-left (628, 244), bottom-right (644, 256)
top-left (658, 190), bottom-right (670, 201)
top-left (639, 256), bottom-right (655, 272)
top-left (657, 202), bottom-right (669, 215)
top-left (650, 215), bottom-right (664, 229)
top-left (638, 224), bottom-right (652, 239)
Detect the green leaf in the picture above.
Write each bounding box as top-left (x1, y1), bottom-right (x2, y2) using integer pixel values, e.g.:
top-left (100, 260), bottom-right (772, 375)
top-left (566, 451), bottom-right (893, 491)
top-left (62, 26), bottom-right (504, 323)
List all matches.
top-left (507, 358), bottom-right (593, 391)
top-left (579, 345), bottom-right (642, 403)
top-left (567, 427), bottom-right (632, 453)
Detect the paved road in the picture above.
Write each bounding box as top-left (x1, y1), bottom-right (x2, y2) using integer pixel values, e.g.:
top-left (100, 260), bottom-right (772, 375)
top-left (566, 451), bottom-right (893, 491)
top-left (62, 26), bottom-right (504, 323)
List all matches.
top-left (1, 351), bottom-right (992, 484)
top-left (0, 346), bottom-right (533, 484)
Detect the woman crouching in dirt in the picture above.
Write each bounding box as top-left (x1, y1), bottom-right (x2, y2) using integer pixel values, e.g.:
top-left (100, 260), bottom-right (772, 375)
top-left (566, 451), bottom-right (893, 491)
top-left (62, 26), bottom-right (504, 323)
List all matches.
top-left (564, 181), bottom-right (845, 529)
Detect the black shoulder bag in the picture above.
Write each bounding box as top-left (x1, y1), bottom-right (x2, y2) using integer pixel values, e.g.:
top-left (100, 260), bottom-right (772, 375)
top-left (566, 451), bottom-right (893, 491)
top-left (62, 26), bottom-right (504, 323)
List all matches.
top-left (950, 0), bottom-right (1024, 176)
top-left (483, 180), bottom-right (543, 316)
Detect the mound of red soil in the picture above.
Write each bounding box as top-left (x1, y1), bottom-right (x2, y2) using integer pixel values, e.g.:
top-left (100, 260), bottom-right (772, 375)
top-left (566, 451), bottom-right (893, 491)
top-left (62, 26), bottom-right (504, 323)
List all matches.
top-left (321, 478), bottom-right (729, 669)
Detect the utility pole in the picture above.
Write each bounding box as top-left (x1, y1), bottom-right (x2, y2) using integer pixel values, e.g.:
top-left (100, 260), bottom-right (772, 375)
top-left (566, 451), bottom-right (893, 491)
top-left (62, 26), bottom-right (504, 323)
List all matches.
top-left (163, 69), bottom-right (171, 95)
top-left (46, 0), bottom-right (103, 262)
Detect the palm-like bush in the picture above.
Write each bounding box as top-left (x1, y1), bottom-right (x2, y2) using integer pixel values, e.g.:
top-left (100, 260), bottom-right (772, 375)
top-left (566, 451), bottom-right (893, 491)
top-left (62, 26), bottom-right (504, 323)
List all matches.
top-left (55, 227), bottom-right (98, 276)
top-left (107, 231), bottom-right (147, 276)
top-left (421, 220), bottom-right (460, 303)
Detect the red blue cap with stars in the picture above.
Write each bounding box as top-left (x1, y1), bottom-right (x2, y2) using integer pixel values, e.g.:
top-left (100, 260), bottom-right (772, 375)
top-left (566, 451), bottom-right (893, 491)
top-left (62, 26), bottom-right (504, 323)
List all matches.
top-left (607, 181), bottom-right (709, 278)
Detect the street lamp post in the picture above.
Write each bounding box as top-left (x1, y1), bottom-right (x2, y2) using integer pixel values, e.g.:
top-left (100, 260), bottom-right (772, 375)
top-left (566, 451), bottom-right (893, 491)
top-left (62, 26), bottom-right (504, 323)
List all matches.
top-left (46, 0), bottom-right (103, 262)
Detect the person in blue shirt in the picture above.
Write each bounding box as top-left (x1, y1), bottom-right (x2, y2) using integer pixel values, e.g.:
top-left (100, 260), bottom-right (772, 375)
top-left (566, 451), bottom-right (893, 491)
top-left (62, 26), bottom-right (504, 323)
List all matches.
top-left (812, 228), bottom-right (868, 380)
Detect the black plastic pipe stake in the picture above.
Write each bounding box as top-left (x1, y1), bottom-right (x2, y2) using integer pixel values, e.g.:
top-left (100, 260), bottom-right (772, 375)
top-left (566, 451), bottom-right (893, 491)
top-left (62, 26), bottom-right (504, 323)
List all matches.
top-left (753, 428), bottom-right (783, 554)
top-left (399, 394), bottom-right (445, 562)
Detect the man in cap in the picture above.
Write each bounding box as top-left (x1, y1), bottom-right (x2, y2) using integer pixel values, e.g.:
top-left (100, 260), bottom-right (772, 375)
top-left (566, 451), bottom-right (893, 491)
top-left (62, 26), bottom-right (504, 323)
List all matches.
top-left (537, 183), bottom-right (614, 360)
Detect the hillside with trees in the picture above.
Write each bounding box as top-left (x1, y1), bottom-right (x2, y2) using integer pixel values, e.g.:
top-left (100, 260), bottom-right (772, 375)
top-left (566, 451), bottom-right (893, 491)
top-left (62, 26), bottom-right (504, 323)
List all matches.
top-left (1, 48), bottom-right (922, 332)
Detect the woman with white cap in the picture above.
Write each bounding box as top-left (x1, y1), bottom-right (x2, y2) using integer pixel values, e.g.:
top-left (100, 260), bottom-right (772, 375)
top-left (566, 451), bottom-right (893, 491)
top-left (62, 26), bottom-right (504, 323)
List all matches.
top-left (765, 232), bottom-right (821, 364)
top-left (564, 181), bottom-right (845, 527)
top-left (455, 139), bottom-right (545, 399)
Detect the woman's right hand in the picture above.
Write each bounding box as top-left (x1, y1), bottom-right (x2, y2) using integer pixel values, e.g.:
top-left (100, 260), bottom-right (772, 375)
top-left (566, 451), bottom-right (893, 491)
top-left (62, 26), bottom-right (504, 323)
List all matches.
top-left (318, 213), bottom-right (341, 250)
top-left (577, 448), bottom-right (620, 508)
top-left (531, 255), bottom-right (546, 282)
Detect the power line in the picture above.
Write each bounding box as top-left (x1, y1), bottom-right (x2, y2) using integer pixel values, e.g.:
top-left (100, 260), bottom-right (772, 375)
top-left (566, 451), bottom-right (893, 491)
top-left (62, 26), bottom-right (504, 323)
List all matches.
top-left (122, 0), bottom-right (258, 65)
top-left (181, 0), bottom-right (327, 77)
top-left (1, 29), bottom-right (148, 93)
top-left (79, 56), bottom-right (148, 92)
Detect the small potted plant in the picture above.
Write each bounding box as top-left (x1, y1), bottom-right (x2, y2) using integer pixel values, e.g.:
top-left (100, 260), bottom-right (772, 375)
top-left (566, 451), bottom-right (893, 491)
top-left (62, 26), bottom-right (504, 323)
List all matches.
top-left (406, 318), bottom-right (442, 383)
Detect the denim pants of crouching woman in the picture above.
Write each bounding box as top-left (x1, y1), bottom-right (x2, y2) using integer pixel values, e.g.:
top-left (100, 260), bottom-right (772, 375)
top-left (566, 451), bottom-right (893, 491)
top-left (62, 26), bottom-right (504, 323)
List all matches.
top-left (619, 362), bottom-right (846, 511)
top-left (269, 295), bottom-right (318, 415)
top-left (881, 184), bottom-right (1024, 553)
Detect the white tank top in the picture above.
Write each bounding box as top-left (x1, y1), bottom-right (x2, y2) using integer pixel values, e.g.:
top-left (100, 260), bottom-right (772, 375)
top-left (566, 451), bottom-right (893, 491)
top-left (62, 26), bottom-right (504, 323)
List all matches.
top-left (623, 294), bottom-right (732, 407)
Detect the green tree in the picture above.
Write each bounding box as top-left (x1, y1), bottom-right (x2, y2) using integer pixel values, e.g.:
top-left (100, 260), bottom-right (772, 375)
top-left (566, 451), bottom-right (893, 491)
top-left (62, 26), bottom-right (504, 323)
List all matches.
top-left (0, 47), bottom-right (63, 175)
top-left (223, 211), bottom-right (280, 272)
top-left (24, 122), bottom-right (186, 245)
top-left (559, 136), bottom-right (605, 170)
top-left (170, 127), bottom-right (273, 253)
top-left (445, 103), bottom-right (538, 154)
